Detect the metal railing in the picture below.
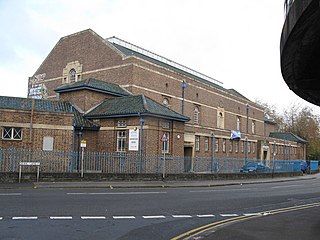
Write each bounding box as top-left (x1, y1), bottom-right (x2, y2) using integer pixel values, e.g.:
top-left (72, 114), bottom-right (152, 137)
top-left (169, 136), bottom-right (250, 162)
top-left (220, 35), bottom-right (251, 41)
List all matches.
top-left (0, 147), bottom-right (313, 175)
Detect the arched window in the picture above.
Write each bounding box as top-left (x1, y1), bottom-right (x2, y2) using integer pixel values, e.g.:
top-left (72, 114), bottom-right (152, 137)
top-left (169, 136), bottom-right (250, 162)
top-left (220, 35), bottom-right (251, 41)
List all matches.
top-left (194, 106), bottom-right (200, 125)
top-left (217, 111), bottom-right (224, 129)
top-left (236, 116), bottom-right (241, 131)
top-left (69, 68), bottom-right (76, 83)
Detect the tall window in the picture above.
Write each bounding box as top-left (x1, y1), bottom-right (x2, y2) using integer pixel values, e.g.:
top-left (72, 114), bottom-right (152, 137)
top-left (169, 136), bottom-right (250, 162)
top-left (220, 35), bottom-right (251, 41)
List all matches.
top-left (117, 131), bottom-right (126, 152)
top-left (217, 110), bottom-right (224, 129)
top-left (205, 137), bottom-right (209, 152)
top-left (194, 106), bottom-right (200, 125)
top-left (195, 136), bottom-right (200, 151)
top-left (162, 132), bottom-right (170, 153)
top-left (236, 116), bottom-right (241, 131)
top-left (215, 139), bottom-right (219, 152)
top-left (229, 140), bottom-right (233, 153)
top-left (241, 141), bottom-right (244, 153)
top-left (69, 68), bottom-right (76, 83)
top-left (235, 141), bottom-right (239, 153)
top-left (252, 120), bottom-right (256, 134)
top-left (2, 127), bottom-right (22, 140)
top-left (222, 139), bottom-right (226, 152)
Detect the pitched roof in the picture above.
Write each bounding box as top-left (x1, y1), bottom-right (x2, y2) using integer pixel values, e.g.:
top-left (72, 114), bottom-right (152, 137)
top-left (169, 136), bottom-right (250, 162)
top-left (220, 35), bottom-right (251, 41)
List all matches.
top-left (269, 132), bottom-right (307, 143)
top-left (85, 95), bottom-right (190, 122)
top-left (55, 78), bottom-right (130, 96)
top-left (106, 37), bottom-right (251, 102)
top-left (0, 96), bottom-right (99, 130)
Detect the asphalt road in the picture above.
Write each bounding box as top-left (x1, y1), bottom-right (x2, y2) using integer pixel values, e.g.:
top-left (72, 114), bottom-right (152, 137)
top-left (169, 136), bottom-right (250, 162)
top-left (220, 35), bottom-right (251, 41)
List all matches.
top-left (0, 178), bottom-right (320, 239)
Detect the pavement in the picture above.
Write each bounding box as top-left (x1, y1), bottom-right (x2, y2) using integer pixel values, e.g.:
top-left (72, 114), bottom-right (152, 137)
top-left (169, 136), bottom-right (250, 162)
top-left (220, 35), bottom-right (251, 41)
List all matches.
top-left (0, 173), bottom-right (318, 189)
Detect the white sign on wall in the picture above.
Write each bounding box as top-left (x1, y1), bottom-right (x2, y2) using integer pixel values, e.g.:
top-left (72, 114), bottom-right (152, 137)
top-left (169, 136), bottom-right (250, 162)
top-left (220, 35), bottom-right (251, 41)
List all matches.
top-left (129, 129), bottom-right (139, 151)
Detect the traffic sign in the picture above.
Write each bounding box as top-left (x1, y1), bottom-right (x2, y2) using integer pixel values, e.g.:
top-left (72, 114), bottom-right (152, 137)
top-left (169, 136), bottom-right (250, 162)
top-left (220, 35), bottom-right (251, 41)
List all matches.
top-left (160, 133), bottom-right (168, 142)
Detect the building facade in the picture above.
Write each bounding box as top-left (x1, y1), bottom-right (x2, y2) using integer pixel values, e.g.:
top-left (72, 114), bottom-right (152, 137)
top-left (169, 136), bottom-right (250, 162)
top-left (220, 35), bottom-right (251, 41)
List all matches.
top-left (0, 29), bottom-right (305, 173)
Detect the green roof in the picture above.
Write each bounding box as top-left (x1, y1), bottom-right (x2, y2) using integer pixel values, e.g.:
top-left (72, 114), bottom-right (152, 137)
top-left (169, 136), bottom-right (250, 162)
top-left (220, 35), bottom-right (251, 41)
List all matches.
top-left (55, 78), bottom-right (130, 97)
top-left (86, 95), bottom-right (190, 122)
top-left (269, 132), bottom-right (307, 144)
top-left (0, 96), bottom-right (99, 130)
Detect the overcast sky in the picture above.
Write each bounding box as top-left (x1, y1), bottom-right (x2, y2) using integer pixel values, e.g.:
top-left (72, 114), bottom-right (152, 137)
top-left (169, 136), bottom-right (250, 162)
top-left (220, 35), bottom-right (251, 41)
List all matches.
top-left (0, 0), bottom-right (319, 114)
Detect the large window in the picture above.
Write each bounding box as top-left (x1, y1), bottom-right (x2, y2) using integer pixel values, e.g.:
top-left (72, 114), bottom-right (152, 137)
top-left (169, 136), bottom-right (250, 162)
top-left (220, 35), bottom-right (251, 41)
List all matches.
top-left (236, 116), bottom-right (241, 131)
top-left (162, 132), bottom-right (170, 153)
top-left (251, 120), bottom-right (256, 134)
top-left (204, 137), bottom-right (209, 152)
top-left (2, 127), bottom-right (22, 140)
top-left (217, 109), bottom-right (224, 129)
top-left (117, 130), bottom-right (126, 152)
top-left (194, 106), bottom-right (200, 125)
top-left (69, 68), bottom-right (76, 83)
top-left (195, 136), bottom-right (200, 151)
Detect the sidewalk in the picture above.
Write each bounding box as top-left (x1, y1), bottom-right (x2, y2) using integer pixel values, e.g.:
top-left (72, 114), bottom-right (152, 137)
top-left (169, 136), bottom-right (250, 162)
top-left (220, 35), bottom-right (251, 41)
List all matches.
top-left (0, 173), bottom-right (318, 190)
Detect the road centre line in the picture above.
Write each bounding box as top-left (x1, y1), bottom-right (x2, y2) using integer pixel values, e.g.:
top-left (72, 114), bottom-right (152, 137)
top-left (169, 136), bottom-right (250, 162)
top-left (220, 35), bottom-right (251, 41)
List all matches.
top-left (197, 214), bottom-right (215, 218)
top-left (12, 217), bottom-right (38, 220)
top-left (113, 216), bottom-right (136, 219)
top-left (172, 215), bottom-right (192, 218)
top-left (142, 215), bottom-right (166, 219)
top-left (67, 191), bottom-right (167, 195)
top-left (81, 216), bottom-right (106, 220)
top-left (220, 214), bottom-right (239, 217)
top-left (50, 216), bottom-right (73, 220)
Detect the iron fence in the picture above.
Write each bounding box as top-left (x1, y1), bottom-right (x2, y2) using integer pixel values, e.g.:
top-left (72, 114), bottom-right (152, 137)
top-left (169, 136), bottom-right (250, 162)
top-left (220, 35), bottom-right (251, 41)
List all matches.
top-left (0, 147), bottom-right (312, 175)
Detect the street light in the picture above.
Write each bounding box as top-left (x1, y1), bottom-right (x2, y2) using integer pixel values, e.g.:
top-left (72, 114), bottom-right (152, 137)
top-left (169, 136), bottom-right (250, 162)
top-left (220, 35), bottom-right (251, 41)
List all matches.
top-left (138, 117), bottom-right (145, 174)
top-left (211, 132), bottom-right (215, 173)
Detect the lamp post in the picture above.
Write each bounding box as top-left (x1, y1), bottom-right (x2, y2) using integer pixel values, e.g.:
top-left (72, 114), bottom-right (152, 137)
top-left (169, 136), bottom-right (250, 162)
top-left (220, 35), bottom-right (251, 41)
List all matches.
top-left (245, 104), bottom-right (249, 164)
top-left (77, 129), bottom-right (83, 172)
top-left (182, 80), bottom-right (186, 115)
top-left (211, 132), bottom-right (215, 174)
top-left (138, 117), bottom-right (145, 174)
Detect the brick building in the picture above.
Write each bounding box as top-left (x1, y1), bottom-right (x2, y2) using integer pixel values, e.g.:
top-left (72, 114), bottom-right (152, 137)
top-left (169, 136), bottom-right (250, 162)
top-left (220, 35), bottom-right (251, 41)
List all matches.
top-left (0, 29), bottom-right (306, 173)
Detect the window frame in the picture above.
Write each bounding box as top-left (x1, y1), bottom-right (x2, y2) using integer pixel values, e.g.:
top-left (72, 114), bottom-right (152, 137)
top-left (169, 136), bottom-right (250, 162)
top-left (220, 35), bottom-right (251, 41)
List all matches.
top-left (2, 127), bottom-right (23, 140)
top-left (116, 130), bottom-right (126, 152)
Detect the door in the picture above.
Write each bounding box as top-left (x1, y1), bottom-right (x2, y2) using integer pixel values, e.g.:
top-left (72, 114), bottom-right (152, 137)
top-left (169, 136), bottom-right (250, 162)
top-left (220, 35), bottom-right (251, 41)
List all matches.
top-left (184, 147), bottom-right (192, 172)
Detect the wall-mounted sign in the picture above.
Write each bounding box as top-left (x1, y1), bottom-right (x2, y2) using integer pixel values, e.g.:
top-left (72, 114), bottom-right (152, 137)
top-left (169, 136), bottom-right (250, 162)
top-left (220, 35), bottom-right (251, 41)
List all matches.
top-left (129, 129), bottom-right (139, 151)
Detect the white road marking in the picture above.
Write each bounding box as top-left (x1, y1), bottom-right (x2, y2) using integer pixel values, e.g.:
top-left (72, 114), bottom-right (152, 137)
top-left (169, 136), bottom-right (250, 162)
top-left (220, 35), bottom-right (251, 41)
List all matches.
top-left (142, 215), bottom-right (166, 219)
top-left (243, 213), bottom-right (262, 216)
top-left (197, 214), bottom-right (215, 218)
top-left (81, 216), bottom-right (106, 220)
top-left (67, 191), bottom-right (167, 195)
top-left (12, 216), bottom-right (38, 220)
top-left (220, 214), bottom-right (239, 217)
top-left (0, 193), bottom-right (22, 196)
top-left (50, 216), bottom-right (73, 220)
top-left (113, 216), bottom-right (136, 219)
top-left (271, 185), bottom-right (304, 189)
top-left (172, 215), bottom-right (192, 218)
top-left (0, 217), bottom-right (3, 220)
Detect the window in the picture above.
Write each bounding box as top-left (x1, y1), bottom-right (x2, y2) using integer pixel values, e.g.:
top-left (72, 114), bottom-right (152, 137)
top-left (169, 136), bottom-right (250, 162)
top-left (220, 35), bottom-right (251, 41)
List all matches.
top-left (235, 141), bottom-right (239, 153)
top-left (2, 127), bottom-right (22, 140)
top-left (217, 109), bottom-right (224, 129)
top-left (117, 120), bottom-right (127, 128)
top-left (252, 142), bottom-right (255, 153)
top-left (69, 68), bottom-right (76, 83)
top-left (162, 132), bottom-right (170, 153)
top-left (252, 120), bottom-right (256, 134)
top-left (222, 139), bottom-right (226, 152)
top-left (205, 137), bottom-right (209, 152)
top-left (236, 116), bottom-right (241, 131)
top-left (43, 136), bottom-right (54, 151)
top-left (195, 136), bottom-right (200, 151)
top-left (229, 140), bottom-right (233, 153)
top-left (215, 139), bottom-right (219, 152)
top-left (117, 131), bottom-right (126, 152)
top-left (241, 141), bottom-right (244, 153)
top-left (248, 142), bottom-right (251, 153)
top-left (194, 106), bottom-right (200, 125)
top-left (163, 98), bottom-right (169, 106)
top-left (161, 121), bottom-right (170, 129)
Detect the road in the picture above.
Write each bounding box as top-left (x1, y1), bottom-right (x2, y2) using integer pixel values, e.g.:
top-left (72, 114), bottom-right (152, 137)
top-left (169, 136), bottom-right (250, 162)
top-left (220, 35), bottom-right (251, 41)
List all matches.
top-left (0, 177), bottom-right (319, 240)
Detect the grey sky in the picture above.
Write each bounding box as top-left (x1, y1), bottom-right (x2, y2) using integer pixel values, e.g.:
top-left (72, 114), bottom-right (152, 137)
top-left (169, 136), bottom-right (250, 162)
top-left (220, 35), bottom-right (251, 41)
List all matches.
top-left (0, 0), bottom-right (318, 113)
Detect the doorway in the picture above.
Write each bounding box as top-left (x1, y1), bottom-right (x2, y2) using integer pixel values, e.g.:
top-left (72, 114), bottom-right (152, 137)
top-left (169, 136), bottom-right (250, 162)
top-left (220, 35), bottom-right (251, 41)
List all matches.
top-left (184, 147), bottom-right (192, 172)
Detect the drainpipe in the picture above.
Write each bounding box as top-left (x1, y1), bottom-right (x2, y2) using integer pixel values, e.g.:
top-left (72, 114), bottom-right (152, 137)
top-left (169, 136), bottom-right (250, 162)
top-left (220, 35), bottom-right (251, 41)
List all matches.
top-left (138, 116), bottom-right (145, 174)
top-left (211, 132), bottom-right (215, 174)
top-left (182, 80), bottom-right (186, 115)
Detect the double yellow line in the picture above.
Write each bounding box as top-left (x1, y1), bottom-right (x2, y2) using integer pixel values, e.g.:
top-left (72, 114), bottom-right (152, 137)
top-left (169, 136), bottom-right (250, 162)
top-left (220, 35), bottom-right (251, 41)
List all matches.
top-left (171, 202), bottom-right (320, 240)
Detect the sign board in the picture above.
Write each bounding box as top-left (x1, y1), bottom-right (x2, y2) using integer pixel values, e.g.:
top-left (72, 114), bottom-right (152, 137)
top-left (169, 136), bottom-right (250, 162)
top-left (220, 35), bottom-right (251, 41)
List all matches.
top-left (160, 133), bottom-right (168, 142)
top-left (20, 162), bottom-right (40, 166)
top-left (129, 129), bottom-right (139, 151)
top-left (81, 140), bottom-right (87, 148)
